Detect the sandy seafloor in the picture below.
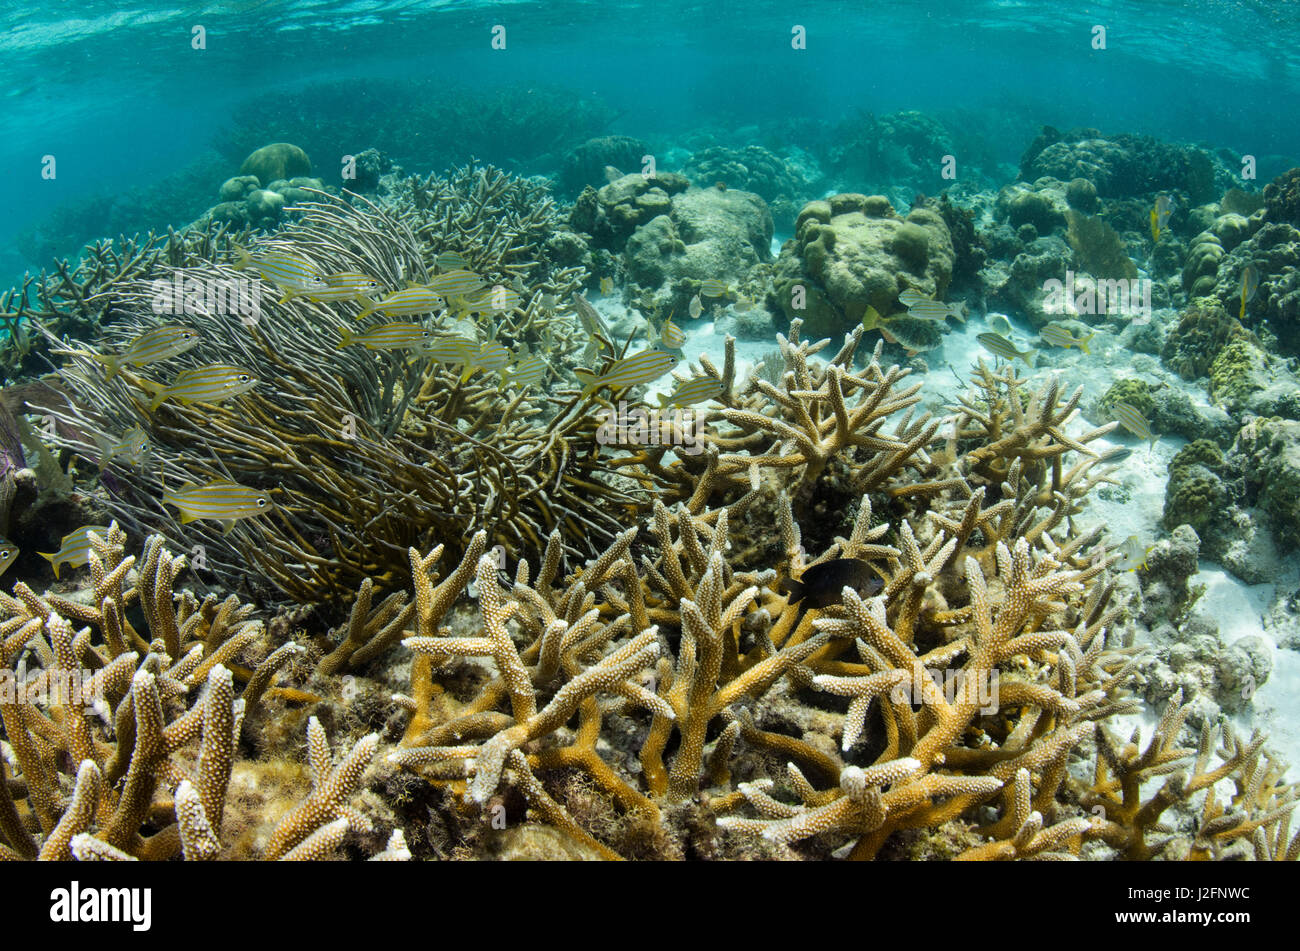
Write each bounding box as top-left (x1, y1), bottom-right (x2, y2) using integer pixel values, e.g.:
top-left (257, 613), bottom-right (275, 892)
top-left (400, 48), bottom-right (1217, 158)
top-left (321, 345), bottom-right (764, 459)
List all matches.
top-left (588, 287), bottom-right (1300, 783)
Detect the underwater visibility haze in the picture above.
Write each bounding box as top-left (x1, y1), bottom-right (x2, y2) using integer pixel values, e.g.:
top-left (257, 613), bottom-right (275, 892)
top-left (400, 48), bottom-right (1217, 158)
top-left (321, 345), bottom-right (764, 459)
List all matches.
top-left (2, 0), bottom-right (1300, 866)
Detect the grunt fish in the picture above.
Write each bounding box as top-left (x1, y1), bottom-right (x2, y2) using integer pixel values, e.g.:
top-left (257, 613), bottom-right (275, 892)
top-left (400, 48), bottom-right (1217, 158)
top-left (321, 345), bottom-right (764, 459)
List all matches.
top-left (699, 279), bottom-right (732, 298)
top-left (977, 332), bottom-right (1036, 367)
top-left (38, 525), bottom-right (111, 579)
top-left (0, 537), bottom-right (17, 578)
top-left (1239, 264), bottom-right (1259, 320)
top-left (338, 323), bottom-right (433, 351)
top-left (436, 250), bottom-right (468, 272)
top-left (98, 425), bottom-right (151, 471)
top-left (574, 348), bottom-right (680, 398)
top-left (286, 271), bottom-right (382, 302)
top-left (1039, 322), bottom-right (1095, 354)
top-left (1150, 194), bottom-right (1174, 243)
top-left (1112, 401), bottom-right (1156, 449)
top-left (91, 325), bottom-right (200, 380)
top-left (899, 290), bottom-right (966, 324)
top-left (137, 365), bottom-right (256, 412)
top-left (232, 246), bottom-right (327, 294)
top-left (657, 373), bottom-right (723, 408)
top-left (162, 480), bottom-right (271, 534)
top-left (356, 286), bottom-right (445, 319)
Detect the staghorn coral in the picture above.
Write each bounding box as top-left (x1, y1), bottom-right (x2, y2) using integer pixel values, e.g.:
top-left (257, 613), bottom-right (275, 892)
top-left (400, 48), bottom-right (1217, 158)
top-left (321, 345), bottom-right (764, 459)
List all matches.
top-left (0, 526), bottom-right (403, 861)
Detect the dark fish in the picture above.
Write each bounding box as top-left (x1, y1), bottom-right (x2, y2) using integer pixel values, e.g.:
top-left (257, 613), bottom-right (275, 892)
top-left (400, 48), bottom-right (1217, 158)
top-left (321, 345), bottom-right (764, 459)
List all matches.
top-left (779, 558), bottom-right (882, 610)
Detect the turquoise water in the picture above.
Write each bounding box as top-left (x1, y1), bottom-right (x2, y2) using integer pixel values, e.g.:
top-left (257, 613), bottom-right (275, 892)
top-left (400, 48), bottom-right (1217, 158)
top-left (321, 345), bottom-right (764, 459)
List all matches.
top-left (4, 0), bottom-right (1298, 280)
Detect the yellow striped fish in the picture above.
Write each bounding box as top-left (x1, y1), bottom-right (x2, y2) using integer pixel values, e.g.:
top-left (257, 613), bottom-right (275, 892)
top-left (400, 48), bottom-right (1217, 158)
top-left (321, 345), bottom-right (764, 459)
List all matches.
top-left (1112, 401), bottom-right (1157, 449)
top-left (573, 292), bottom-right (611, 344)
top-left (138, 365), bottom-right (257, 412)
top-left (1039, 322), bottom-right (1095, 354)
top-left (503, 352), bottom-right (548, 389)
top-left (436, 250), bottom-right (468, 271)
top-left (1240, 264), bottom-right (1259, 320)
top-left (0, 537), bottom-right (18, 578)
top-left (422, 335), bottom-right (477, 366)
top-left (286, 271), bottom-right (382, 302)
top-left (976, 332), bottom-right (1036, 367)
top-left (162, 481), bottom-right (270, 533)
top-left (356, 286), bottom-right (445, 319)
top-left (459, 341), bottom-right (513, 382)
top-left (232, 246), bottom-right (327, 293)
top-left (338, 323), bottom-right (432, 351)
top-left (91, 325), bottom-right (200, 380)
top-left (98, 425), bottom-right (151, 471)
top-left (657, 373), bottom-right (723, 408)
top-left (574, 348), bottom-right (680, 398)
top-left (658, 317), bottom-right (687, 350)
top-left (699, 279), bottom-right (732, 298)
top-left (426, 270), bottom-right (486, 298)
top-left (39, 525), bottom-right (111, 579)
top-left (899, 292), bottom-right (966, 324)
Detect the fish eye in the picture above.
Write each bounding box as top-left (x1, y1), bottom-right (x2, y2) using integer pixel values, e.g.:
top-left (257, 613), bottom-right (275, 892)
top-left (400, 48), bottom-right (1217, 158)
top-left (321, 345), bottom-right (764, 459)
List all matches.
top-left (238, 374), bottom-right (251, 383)
top-left (256, 497), bottom-right (268, 507)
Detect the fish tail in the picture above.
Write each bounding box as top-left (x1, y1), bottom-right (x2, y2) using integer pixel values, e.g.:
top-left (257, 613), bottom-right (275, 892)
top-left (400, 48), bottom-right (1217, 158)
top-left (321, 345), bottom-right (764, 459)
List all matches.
top-left (90, 352), bottom-right (123, 380)
top-left (336, 329), bottom-right (356, 350)
top-left (1022, 349), bottom-right (1037, 368)
top-left (136, 379), bottom-right (167, 412)
top-left (1079, 335), bottom-right (1094, 355)
top-left (232, 246), bottom-right (252, 271)
top-left (38, 551), bottom-right (60, 578)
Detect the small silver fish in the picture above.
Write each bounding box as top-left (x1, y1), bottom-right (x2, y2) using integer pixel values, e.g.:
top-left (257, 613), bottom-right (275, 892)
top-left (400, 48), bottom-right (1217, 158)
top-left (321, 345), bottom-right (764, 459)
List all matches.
top-left (0, 537), bottom-right (18, 577)
top-left (1240, 265), bottom-right (1259, 320)
top-left (99, 425), bottom-right (151, 471)
top-left (688, 294), bottom-right (703, 319)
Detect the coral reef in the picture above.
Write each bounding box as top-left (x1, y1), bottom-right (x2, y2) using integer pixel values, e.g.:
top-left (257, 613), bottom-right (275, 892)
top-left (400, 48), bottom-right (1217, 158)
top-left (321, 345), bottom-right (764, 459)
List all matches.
top-left (239, 143), bottom-right (313, 187)
top-left (1233, 416), bottom-right (1300, 551)
top-left (1161, 296), bottom-right (1248, 379)
top-left (559, 135), bottom-right (650, 197)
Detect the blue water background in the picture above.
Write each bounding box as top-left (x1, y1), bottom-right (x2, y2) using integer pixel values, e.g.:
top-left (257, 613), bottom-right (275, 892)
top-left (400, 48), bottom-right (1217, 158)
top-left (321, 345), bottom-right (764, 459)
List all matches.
top-left (2, 0), bottom-right (1298, 284)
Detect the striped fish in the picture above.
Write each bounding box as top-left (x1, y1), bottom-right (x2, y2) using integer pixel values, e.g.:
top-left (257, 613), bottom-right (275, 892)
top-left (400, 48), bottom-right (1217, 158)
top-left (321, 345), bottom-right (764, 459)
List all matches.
top-left (436, 250), bottom-right (468, 271)
top-left (459, 341), bottom-right (513, 382)
top-left (1240, 264), bottom-right (1259, 320)
top-left (573, 292), bottom-right (611, 342)
top-left (699, 279), bottom-right (732, 298)
top-left (657, 373), bottom-right (723, 408)
top-left (574, 348), bottom-right (680, 398)
top-left (422, 335), bottom-right (477, 366)
top-left (233, 246), bottom-right (327, 293)
top-left (138, 364), bottom-right (257, 412)
top-left (1112, 401), bottom-right (1157, 448)
top-left (426, 270), bottom-right (486, 298)
top-left (99, 425), bottom-right (151, 471)
top-left (286, 271), bottom-right (383, 302)
top-left (688, 294), bottom-right (703, 319)
top-left (356, 286), bottom-right (445, 318)
top-left (92, 325), bottom-right (200, 380)
top-left (0, 537), bottom-right (18, 578)
top-left (503, 352), bottom-right (548, 389)
top-left (338, 323), bottom-right (432, 351)
top-left (976, 332), bottom-right (1036, 367)
top-left (1039, 322), bottom-right (1094, 353)
top-left (599, 277), bottom-right (615, 296)
top-left (659, 318), bottom-right (687, 350)
top-left (162, 481), bottom-right (270, 533)
top-left (39, 525), bottom-right (111, 579)
top-left (901, 294), bottom-right (966, 324)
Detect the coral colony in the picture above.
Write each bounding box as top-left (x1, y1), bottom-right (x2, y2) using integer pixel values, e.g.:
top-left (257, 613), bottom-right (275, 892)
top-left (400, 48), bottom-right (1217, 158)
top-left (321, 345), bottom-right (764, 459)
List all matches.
top-left (2, 69), bottom-right (1300, 864)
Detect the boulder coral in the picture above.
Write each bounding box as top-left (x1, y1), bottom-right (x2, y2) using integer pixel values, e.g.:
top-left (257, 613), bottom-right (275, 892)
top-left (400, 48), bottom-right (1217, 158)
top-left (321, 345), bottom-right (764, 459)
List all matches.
top-left (239, 142), bottom-right (312, 187)
top-left (769, 194), bottom-right (955, 338)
